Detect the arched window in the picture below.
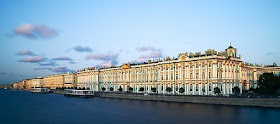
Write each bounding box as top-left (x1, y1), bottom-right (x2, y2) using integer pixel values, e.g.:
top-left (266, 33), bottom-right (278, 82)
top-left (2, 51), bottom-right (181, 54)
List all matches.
top-left (196, 84), bottom-right (199, 91)
top-left (196, 73), bottom-right (199, 79)
top-left (190, 73), bottom-right (193, 79)
top-left (190, 84), bottom-right (193, 91)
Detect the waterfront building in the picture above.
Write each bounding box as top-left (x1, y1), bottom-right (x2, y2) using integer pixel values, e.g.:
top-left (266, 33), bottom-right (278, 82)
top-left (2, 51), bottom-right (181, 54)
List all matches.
top-left (12, 44), bottom-right (280, 96)
top-left (93, 44), bottom-right (280, 95)
top-left (13, 81), bottom-right (23, 89)
top-left (23, 79), bottom-right (32, 90)
top-left (31, 77), bottom-right (44, 89)
top-left (43, 74), bottom-right (64, 89)
top-left (77, 67), bottom-right (99, 91)
top-left (64, 72), bottom-right (77, 88)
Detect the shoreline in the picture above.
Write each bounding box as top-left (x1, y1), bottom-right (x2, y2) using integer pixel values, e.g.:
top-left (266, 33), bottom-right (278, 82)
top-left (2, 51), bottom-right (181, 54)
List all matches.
top-left (17, 90), bottom-right (280, 108)
top-left (94, 92), bottom-right (280, 108)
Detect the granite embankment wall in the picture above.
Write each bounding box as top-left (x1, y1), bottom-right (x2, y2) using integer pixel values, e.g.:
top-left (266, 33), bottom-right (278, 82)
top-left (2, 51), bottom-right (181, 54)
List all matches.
top-left (95, 92), bottom-right (280, 108)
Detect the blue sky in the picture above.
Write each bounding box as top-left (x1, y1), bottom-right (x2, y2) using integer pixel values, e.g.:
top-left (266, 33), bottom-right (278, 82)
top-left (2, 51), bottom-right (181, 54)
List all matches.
top-left (0, 0), bottom-right (279, 84)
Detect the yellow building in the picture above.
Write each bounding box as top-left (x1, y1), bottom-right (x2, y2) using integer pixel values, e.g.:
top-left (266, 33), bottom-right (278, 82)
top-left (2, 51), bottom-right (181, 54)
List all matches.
top-left (64, 73), bottom-right (77, 88)
top-left (43, 74), bottom-right (64, 89)
top-left (23, 79), bottom-right (32, 90)
top-left (13, 81), bottom-right (23, 89)
top-left (31, 77), bottom-right (44, 88)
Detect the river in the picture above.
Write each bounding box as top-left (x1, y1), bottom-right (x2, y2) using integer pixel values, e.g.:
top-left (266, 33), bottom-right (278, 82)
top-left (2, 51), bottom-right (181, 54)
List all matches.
top-left (0, 89), bottom-right (280, 124)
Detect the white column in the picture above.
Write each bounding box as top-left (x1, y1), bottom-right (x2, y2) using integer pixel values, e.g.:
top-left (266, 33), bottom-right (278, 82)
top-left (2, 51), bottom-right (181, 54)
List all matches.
top-left (184, 84), bottom-right (187, 95)
top-left (186, 84), bottom-right (189, 95)
top-left (192, 84), bottom-right (195, 95)
top-left (198, 83), bottom-right (202, 95)
top-left (163, 84), bottom-right (165, 94)
top-left (172, 85), bottom-right (175, 95)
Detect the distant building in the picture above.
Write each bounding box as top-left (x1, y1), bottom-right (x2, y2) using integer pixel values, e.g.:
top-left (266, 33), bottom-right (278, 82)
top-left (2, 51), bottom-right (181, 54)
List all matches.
top-left (31, 77), bottom-right (44, 88)
top-left (64, 73), bottom-right (77, 88)
top-left (43, 74), bottom-right (64, 89)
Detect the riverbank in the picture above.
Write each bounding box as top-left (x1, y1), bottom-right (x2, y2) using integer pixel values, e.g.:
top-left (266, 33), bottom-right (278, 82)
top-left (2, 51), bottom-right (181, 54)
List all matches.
top-left (94, 92), bottom-right (280, 108)
top-left (15, 89), bottom-right (280, 108)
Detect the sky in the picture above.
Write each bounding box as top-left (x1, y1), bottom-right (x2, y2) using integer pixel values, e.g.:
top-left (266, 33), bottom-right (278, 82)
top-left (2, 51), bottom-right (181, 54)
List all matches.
top-left (0, 0), bottom-right (280, 84)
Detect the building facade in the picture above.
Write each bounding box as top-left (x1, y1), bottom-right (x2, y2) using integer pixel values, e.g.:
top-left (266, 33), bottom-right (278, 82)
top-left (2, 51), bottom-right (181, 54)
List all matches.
top-left (43, 74), bottom-right (64, 89)
top-left (12, 44), bottom-right (280, 96)
top-left (64, 73), bottom-right (77, 88)
top-left (31, 78), bottom-right (44, 88)
top-left (77, 67), bottom-right (99, 91)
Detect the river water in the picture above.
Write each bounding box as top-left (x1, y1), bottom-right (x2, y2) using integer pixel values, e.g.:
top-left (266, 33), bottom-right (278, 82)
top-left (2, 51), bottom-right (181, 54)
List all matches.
top-left (0, 89), bottom-right (280, 124)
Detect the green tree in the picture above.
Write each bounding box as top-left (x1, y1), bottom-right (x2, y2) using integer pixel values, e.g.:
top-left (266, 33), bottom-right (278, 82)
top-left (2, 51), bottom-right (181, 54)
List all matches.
top-left (257, 73), bottom-right (280, 95)
top-left (214, 87), bottom-right (221, 95)
top-left (110, 87), bottom-right (114, 91)
top-left (128, 87), bottom-right (133, 92)
top-left (256, 85), bottom-right (267, 95)
top-left (179, 87), bottom-right (185, 94)
top-left (139, 87), bottom-right (144, 92)
top-left (151, 87), bottom-right (157, 93)
top-left (101, 87), bottom-right (106, 91)
top-left (166, 87), bottom-right (172, 93)
top-left (232, 86), bottom-right (240, 95)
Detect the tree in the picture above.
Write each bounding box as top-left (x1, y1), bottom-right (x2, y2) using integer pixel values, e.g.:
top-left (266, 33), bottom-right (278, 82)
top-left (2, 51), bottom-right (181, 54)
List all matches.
top-left (214, 87), bottom-right (221, 95)
top-left (232, 86), bottom-right (240, 95)
top-left (101, 87), bottom-right (106, 91)
top-left (179, 87), bottom-right (185, 94)
top-left (110, 87), bottom-right (114, 91)
top-left (166, 87), bottom-right (172, 93)
top-left (257, 73), bottom-right (280, 95)
top-left (151, 88), bottom-right (156, 93)
top-left (256, 85), bottom-right (267, 95)
top-left (128, 87), bottom-right (133, 92)
top-left (139, 87), bottom-right (144, 92)
top-left (118, 86), bottom-right (123, 92)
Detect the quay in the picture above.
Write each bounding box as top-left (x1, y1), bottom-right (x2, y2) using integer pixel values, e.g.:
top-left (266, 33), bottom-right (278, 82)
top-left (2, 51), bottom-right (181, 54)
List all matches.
top-left (50, 90), bottom-right (280, 108)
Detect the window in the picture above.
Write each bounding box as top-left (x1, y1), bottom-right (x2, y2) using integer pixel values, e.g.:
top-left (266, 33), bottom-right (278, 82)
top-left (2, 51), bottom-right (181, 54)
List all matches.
top-left (176, 73), bottom-right (178, 80)
top-left (196, 84), bottom-right (199, 91)
top-left (202, 72), bottom-right (205, 79)
top-left (209, 72), bottom-right (211, 78)
top-left (209, 84), bottom-right (212, 91)
top-left (171, 74), bottom-right (173, 80)
top-left (166, 74), bottom-right (168, 80)
top-left (190, 65), bottom-right (193, 68)
top-left (209, 63), bottom-right (212, 67)
top-left (190, 73), bottom-right (193, 79)
top-left (190, 84), bottom-right (193, 91)
top-left (196, 73), bottom-right (199, 79)
top-left (196, 64), bottom-right (199, 68)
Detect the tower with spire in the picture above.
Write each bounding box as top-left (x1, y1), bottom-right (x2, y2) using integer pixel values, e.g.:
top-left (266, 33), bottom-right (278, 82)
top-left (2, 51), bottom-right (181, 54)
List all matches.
top-left (226, 42), bottom-right (237, 57)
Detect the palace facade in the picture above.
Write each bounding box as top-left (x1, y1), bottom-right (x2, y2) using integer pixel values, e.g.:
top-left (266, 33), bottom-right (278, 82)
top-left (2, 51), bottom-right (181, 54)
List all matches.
top-left (77, 44), bottom-right (280, 95)
top-left (13, 44), bottom-right (280, 95)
